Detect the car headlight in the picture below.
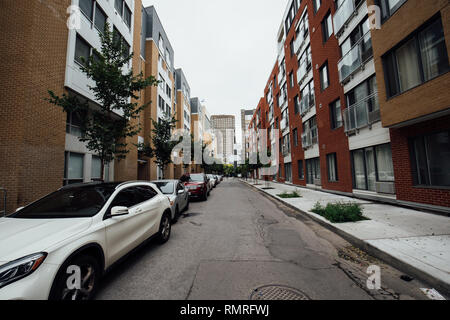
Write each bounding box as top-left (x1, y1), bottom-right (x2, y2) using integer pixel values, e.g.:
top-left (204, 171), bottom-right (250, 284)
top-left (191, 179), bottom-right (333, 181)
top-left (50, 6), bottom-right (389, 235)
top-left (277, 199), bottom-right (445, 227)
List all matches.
top-left (0, 252), bottom-right (47, 289)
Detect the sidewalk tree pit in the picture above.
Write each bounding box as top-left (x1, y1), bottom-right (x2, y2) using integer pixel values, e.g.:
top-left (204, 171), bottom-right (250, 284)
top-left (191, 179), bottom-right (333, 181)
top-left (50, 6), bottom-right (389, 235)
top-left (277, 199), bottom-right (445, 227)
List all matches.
top-left (311, 202), bottom-right (369, 223)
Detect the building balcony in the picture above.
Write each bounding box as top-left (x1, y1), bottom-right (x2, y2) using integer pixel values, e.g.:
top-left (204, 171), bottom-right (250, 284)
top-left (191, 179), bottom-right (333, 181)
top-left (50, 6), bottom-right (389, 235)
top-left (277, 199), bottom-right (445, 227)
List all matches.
top-left (337, 32), bottom-right (373, 83)
top-left (333, 0), bottom-right (363, 36)
top-left (297, 59), bottom-right (312, 85)
top-left (293, 26), bottom-right (309, 55)
top-left (300, 94), bottom-right (315, 116)
top-left (301, 127), bottom-right (317, 150)
top-left (282, 145), bottom-right (291, 157)
top-left (281, 117), bottom-right (289, 132)
top-left (343, 92), bottom-right (380, 133)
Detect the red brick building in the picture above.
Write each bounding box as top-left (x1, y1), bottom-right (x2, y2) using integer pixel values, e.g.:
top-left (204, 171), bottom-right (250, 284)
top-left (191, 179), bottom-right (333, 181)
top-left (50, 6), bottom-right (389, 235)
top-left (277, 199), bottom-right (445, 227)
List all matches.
top-left (247, 0), bottom-right (449, 214)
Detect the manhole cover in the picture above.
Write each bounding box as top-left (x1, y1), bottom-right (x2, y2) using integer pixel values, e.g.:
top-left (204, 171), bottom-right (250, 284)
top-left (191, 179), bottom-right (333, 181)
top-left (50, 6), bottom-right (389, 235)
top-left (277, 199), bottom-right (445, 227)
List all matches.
top-left (250, 285), bottom-right (310, 300)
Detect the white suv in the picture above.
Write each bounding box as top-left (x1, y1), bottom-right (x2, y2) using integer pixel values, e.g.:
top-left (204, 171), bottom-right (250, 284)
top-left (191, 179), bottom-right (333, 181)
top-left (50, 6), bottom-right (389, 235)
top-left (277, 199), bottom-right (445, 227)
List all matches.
top-left (0, 181), bottom-right (172, 300)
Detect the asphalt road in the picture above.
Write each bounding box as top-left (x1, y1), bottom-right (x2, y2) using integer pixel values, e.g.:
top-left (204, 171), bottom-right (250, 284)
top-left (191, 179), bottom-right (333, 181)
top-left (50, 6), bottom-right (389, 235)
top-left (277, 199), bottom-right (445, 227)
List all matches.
top-left (96, 179), bottom-right (428, 300)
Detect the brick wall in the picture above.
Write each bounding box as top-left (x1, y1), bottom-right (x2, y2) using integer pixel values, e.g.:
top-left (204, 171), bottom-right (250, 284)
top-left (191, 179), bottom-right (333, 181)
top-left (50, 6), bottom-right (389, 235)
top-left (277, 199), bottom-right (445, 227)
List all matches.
top-left (0, 0), bottom-right (70, 213)
top-left (390, 115), bottom-right (450, 208)
top-left (369, 0), bottom-right (450, 127)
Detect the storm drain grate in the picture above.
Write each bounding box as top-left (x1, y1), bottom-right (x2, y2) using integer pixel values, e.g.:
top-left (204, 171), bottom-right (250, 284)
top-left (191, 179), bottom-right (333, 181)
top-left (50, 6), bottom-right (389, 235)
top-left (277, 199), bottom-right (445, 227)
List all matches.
top-left (250, 285), bottom-right (310, 300)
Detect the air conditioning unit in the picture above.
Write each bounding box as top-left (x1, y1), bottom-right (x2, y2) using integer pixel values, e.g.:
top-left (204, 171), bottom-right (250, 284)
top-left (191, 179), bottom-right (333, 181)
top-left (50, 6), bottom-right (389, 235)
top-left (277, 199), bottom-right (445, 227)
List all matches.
top-left (375, 182), bottom-right (395, 195)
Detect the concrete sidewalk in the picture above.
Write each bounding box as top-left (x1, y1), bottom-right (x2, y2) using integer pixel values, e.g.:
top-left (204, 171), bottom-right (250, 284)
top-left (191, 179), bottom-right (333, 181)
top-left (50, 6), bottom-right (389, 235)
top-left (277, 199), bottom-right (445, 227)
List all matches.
top-left (241, 179), bottom-right (450, 294)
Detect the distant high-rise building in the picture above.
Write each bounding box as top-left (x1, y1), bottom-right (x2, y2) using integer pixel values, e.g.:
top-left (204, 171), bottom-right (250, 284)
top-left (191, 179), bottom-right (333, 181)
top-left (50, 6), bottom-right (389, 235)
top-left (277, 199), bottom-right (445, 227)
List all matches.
top-left (211, 115), bottom-right (236, 164)
top-left (241, 109), bottom-right (255, 162)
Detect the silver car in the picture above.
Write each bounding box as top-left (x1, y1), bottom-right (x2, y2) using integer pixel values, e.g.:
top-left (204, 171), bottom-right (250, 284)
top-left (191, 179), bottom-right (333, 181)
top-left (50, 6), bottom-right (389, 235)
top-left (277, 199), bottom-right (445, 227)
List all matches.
top-left (152, 180), bottom-right (189, 222)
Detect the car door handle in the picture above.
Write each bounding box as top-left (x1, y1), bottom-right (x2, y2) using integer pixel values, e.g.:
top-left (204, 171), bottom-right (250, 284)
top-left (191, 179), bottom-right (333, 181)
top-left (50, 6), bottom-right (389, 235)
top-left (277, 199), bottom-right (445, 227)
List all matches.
top-left (135, 207), bottom-right (143, 214)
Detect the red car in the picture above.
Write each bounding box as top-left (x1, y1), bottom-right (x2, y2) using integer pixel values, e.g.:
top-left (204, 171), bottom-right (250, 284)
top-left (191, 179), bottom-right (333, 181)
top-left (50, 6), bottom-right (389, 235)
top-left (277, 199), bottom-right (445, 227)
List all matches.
top-left (180, 173), bottom-right (210, 201)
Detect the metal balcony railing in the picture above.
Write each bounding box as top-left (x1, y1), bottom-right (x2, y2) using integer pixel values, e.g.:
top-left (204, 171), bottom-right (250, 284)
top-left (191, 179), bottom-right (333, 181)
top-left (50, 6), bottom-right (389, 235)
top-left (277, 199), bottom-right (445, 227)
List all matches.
top-left (333, 0), bottom-right (361, 36)
top-left (300, 93), bottom-right (315, 116)
top-left (343, 92), bottom-right (380, 133)
top-left (293, 26), bottom-right (309, 55)
top-left (297, 59), bottom-right (312, 85)
top-left (301, 127), bottom-right (317, 150)
top-left (338, 32), bottom-right (373, 83)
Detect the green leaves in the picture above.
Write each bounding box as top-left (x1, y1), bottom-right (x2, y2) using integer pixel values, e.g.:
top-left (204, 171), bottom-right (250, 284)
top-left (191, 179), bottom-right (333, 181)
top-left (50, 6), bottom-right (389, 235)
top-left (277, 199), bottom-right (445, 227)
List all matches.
top-left (139, 114), bottom-right (180, 176)
top-left (47, 22), bottom-right (158, 180)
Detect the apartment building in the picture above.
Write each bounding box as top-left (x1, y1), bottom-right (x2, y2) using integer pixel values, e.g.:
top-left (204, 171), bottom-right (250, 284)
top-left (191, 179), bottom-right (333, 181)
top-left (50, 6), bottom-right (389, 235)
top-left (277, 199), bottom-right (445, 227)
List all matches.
top-left (241, 109), bottom-right (256, 162)
top-left (368, 0), bottom-right (450, 210)
top-left (173, 68), bottom-right (191, 177)
top-left (135, 5), bottom-right (176, 181)
top-left (0, 0), bottom-right (136, 213)
top-left (0, 1), bottom-right (199, 213)
top-left (211, 115), bottom-right (236, 164)
top-left (249, 0), bottom-right (449, 213)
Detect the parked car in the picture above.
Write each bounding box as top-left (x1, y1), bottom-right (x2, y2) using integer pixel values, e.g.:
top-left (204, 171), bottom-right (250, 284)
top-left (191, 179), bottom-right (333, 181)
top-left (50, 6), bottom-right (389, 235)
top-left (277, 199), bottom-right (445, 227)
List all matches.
top-left (214, 175), bottom-right (221, 184)
top-left (181, 173), bottom-right (210, 201)
top-left (0, 181), bottom-right (172, 300)
top-left (152, 180), bottom-right (189, 222)
top-left (207, 174), bottom-right (217, 188)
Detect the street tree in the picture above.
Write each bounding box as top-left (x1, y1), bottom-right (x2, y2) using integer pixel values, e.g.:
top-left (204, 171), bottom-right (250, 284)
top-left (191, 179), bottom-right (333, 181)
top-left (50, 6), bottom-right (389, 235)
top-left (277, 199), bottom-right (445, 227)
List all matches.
top-left (47, 22), bottom-right (158, 181)
top-left (139, 114), bottom-right (180, 179)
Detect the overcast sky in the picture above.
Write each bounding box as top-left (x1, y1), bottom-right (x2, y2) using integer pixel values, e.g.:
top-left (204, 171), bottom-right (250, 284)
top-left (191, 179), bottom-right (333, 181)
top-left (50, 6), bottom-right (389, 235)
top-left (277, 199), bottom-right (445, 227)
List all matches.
top-left (142, 0), bottom-right (289, 149)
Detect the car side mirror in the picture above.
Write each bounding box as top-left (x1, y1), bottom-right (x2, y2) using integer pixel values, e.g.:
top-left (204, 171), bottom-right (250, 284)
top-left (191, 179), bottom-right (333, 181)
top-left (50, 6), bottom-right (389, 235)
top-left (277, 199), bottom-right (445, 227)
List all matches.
top-left (111, 206), bottom-right (129, 217)
top-left (178, 189), bottom-right (184, 195)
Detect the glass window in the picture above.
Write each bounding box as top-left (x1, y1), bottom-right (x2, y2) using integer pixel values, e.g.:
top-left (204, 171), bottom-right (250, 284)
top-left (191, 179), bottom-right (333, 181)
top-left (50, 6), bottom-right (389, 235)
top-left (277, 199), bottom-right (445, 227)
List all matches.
top-left (313, 0), bottom-right (321, 13)
top-left (79, 0), bottom-right (94, 20)
top-left (13, 185), bottom-right (117, 219)
top-left (353, 150), bottom-right (366, 190)
top-left (94, 4), bottom-right (107, 33)
top-left (327, 153), bottom-right (338, 182)
top-left (114, 0), bottom-right (123, 16)
top-left (322, 12), bottom-right (333, 41)
top-left (330, 99), bottom-right (342, 129)
top-left (298, 160), bottom-right (304, 179)
top-left (411, 131), bottom-right (450, 187)
top-left (91, 156), bottom-right (102, 180)
top-left (419, 18), bottom-right (449, 82)
top-left (75, 35), bottom-right (90, 66)
top-left (64, 152), bottom-right (84, 185)
top-left (124, 4), bottom-right (132, 28)
top-left (383, 16), bottom-right (449, 98)
top-left (110, 188), bottom-right (138, 209)
top-left (293, 128), bottom-right (298, 146)
top-left (320, 63), bottom-right (329, 90)
top-left (375, 144), bottom-right (394, 182)
top-left (396, 38), bottom-right (422, 92)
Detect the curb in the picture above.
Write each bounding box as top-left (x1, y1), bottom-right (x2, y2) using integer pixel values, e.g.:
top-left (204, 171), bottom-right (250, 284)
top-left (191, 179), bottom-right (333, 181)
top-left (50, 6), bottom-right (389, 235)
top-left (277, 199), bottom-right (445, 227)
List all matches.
top-left (241, 180), bottom-right (450, 295)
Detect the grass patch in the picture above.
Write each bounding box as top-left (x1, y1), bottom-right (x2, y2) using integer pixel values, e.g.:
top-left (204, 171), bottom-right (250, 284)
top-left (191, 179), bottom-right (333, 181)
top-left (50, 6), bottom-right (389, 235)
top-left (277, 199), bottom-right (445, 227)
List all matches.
top-left (311, 202), bottom-right (369, 223)
top-left (277, 190), bottom-right (302, 198)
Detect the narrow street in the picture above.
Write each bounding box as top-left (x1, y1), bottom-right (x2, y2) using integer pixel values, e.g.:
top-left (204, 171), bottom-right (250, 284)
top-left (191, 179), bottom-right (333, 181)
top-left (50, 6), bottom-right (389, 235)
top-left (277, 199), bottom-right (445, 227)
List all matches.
top-left (96, 179), bottom-right (427, 300)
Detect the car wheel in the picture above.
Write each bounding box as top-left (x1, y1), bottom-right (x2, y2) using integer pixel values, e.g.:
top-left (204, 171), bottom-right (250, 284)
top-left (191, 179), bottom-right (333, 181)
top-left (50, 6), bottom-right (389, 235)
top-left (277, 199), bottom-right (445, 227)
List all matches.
top-left (172, 206), bottom-right (180, 224)
top-left (202, 190), bottom-right (208, 201)
top-left (157, 212), bottom-right (171, 244)
top-left (49, 254), bottom-right (100, 301)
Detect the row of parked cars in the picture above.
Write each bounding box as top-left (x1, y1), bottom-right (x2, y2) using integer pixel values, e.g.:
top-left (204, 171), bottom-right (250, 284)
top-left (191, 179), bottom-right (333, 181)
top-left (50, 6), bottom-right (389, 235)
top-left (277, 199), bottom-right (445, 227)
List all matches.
top-left (0, 173), bottom-right (222, 300)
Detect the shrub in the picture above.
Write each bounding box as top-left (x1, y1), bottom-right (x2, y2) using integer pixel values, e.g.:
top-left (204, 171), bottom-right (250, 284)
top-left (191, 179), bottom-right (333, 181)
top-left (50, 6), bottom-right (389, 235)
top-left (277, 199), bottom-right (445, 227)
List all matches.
top-left (277, 190), bottom-right (302, 198)
top-left (311, 202), bottom-right (369, 223)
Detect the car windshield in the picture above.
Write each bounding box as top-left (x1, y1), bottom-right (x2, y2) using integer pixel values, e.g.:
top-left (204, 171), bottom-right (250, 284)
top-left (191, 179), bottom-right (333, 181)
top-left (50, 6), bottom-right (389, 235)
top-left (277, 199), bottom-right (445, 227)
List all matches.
top-left (154, 182), bottom-right (174, 194)
top-left (189, 174), bottom-right (204, 182)
top-left (11, 184), bottom-right (118, 219)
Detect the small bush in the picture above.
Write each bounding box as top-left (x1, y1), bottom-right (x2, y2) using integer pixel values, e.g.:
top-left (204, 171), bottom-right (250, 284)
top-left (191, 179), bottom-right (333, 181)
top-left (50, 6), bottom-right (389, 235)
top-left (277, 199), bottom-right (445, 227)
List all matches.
top-left (277, 190), bottom-right (302, 198)
top-left (311, 202), bottom-right (369, 223)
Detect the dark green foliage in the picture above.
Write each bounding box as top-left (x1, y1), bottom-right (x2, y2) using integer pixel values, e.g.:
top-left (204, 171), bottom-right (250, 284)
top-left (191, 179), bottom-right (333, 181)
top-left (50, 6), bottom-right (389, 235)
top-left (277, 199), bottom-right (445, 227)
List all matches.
top-left (277, 191), bottom-right (302, 198)
top-left (311, 202), bottom-right (369, 223)
top-left (139, 115), bottom-right (180, 177)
